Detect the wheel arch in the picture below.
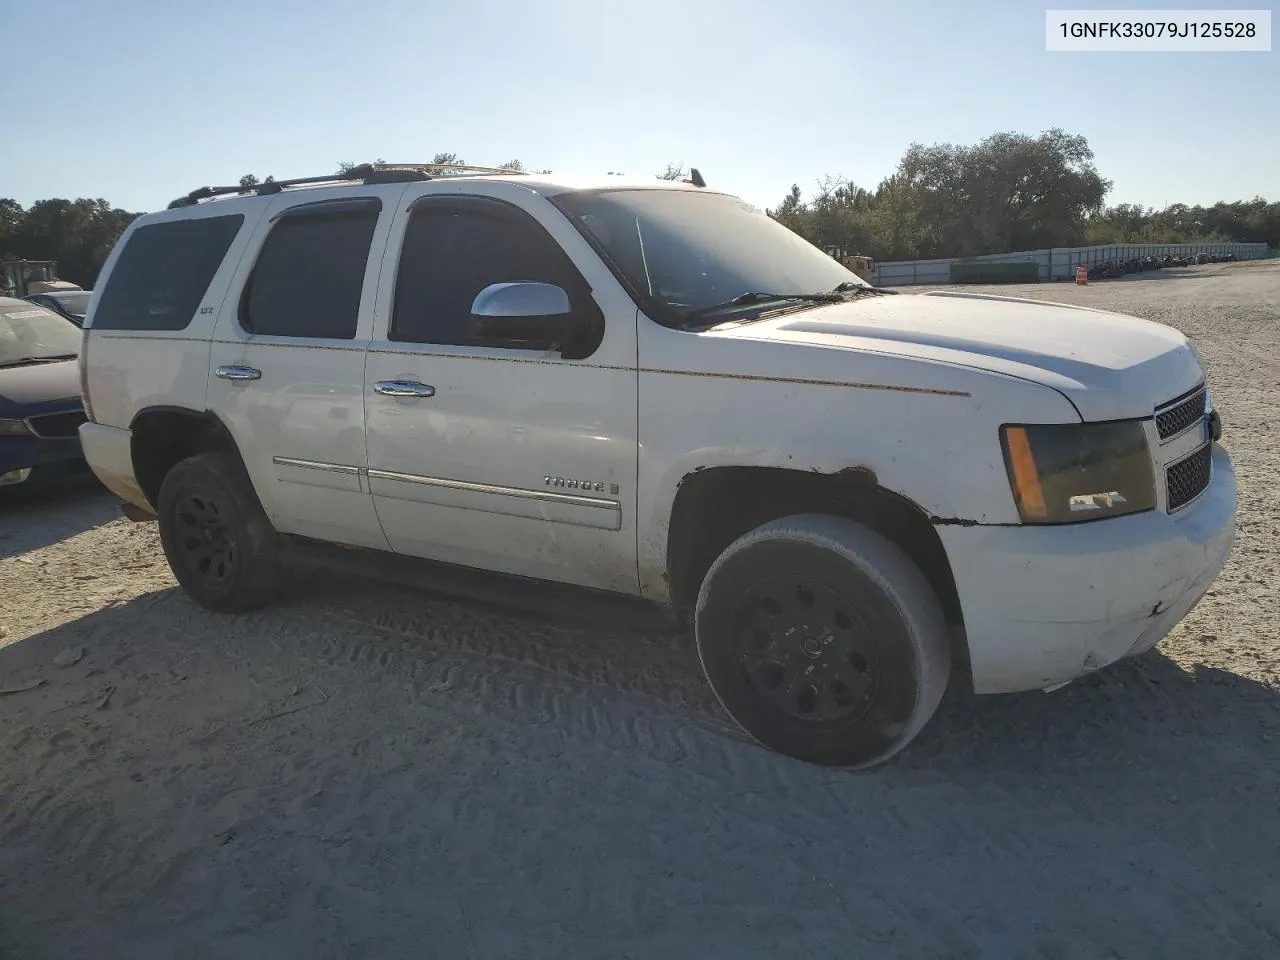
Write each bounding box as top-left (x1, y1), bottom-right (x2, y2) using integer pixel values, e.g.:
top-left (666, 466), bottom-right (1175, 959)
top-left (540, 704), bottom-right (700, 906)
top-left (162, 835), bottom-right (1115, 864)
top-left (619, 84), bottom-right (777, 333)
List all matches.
top-left (664, 464), bottom-right (965, 658)
top-left (128, 405), bottom-right (248, 510)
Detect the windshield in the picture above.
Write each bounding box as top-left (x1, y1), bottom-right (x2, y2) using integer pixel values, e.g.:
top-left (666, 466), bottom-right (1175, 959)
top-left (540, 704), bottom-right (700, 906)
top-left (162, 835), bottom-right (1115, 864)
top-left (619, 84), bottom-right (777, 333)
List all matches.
top-left (0, 304), bottom-right (81, 366)
top-left (54, 292), bottom-right (92, 316)
top-left (553, 188), bottom-right (864, 326)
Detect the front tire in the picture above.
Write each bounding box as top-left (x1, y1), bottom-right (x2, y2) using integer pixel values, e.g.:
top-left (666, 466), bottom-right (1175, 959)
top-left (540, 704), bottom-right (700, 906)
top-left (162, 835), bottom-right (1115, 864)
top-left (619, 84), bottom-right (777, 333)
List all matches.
top-left (694, 514), bottom-right (951, 768)
top-left (157, 451), bottom-right (284, 612)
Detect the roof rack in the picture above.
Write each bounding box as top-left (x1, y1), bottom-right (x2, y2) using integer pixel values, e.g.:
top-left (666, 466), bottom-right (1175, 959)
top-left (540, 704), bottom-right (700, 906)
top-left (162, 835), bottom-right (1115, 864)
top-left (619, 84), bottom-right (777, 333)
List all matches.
top-left (166, 162), bottom-right (527, 210)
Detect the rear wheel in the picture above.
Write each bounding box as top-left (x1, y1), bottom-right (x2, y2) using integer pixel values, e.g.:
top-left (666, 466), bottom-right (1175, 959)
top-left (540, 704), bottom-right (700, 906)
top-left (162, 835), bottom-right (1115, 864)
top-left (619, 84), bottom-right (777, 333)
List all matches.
top-left (157, 451), bottom-right (284, 612)
top-left (694, 514), bottom-right (950, 768)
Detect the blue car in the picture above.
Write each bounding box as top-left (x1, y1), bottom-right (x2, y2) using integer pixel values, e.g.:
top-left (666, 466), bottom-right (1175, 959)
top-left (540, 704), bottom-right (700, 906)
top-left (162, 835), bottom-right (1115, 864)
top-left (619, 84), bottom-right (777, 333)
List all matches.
top-left (23, 290), bottom-right (93, 327)
top-left (0, 297), bottom-right (90, 489)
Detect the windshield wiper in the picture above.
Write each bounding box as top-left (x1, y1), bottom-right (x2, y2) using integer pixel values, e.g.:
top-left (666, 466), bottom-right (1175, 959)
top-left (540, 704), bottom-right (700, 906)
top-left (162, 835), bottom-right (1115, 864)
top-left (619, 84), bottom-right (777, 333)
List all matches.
top-left (683, 291), bottom-right (844, 322)
top-left (0, 354), bottom-right (77, 369)
top-left (834, 281), bottom-right (898, 296)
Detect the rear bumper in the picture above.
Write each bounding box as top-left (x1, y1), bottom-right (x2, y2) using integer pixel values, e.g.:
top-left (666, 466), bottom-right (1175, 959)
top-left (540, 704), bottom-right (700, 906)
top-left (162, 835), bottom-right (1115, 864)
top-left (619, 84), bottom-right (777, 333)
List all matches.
top-left (78, 421), bottom-right (149, 509)
top-left (939, 443), bottom-right (1237, 694)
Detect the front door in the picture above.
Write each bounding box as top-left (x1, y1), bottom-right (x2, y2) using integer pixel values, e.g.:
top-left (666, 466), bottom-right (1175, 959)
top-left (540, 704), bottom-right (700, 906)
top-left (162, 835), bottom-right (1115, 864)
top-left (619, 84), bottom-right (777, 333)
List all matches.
top-left (364, 190), bottom-right (639, 594)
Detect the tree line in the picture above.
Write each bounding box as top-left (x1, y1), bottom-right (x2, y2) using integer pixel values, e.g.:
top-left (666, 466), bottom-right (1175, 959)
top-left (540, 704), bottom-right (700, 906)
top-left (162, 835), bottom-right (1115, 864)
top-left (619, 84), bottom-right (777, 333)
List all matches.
top-left (0, 197), bottom-right (139, 289)
top-left (2, 131), bottom-right (1275, 289)
top-left (762, 129), bottom-right (1280, 261)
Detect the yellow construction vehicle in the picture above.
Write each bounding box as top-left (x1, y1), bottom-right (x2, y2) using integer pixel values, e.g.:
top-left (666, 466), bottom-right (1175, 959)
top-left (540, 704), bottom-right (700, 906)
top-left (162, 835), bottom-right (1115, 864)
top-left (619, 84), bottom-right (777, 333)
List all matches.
top-left (0, 260), bottom-right (83, 298)
top-left (841, 255), bottom-right (875, 284)
top-left (824, 247), bottom-right (875, 284)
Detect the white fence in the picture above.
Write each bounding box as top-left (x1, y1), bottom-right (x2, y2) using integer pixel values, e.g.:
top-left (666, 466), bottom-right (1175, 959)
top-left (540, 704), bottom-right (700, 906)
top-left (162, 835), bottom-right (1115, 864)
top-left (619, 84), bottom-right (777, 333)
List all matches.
top-left (873, 242), bottom-right (1273, 287)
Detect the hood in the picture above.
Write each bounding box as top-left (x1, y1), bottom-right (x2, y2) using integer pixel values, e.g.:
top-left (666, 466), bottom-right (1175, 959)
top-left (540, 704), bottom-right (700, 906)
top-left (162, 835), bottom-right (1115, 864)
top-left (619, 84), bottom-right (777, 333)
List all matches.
top-left (717, 290), bottom-right (1202, 421)
top-left (0, 359), bottom-right (81, 414)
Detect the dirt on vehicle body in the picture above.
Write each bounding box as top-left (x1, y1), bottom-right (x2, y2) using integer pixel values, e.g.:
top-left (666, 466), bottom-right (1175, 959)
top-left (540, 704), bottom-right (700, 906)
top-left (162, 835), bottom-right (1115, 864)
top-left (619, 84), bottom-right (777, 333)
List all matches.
top-left (1, 260), bottom-right (1277, 959)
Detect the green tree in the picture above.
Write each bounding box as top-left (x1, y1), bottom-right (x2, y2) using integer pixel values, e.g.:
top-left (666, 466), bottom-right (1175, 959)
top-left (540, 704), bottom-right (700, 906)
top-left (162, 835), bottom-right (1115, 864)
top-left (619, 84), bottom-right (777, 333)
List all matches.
top-left (807, 176), bottom-right (876, 254)
top-left (769, 128), bottom-right (1117, 261)
top-left (766, 184), bottom-right (806, 234)
top-left (336, 159), bottom-right (386, 175)
top-left (0, 198), bottom-right (24, 258)
top-left (6, 198), bottom-right (140, 287)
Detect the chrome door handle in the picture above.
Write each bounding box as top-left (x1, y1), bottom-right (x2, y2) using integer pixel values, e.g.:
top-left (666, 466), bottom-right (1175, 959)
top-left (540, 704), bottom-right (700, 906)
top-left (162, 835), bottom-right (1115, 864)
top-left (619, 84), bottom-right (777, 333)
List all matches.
top-left (374, 380), bottom-right (436, 398)
top-left (215, 365), bottom-right (262, 381)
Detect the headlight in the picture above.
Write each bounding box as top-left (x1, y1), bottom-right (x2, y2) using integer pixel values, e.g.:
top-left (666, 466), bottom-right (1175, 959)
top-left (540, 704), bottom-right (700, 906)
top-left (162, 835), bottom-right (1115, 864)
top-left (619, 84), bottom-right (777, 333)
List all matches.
top-left (1000, 421), bottom-right (1155, 524)
top-left (0, 419), bottom-right (32, 437)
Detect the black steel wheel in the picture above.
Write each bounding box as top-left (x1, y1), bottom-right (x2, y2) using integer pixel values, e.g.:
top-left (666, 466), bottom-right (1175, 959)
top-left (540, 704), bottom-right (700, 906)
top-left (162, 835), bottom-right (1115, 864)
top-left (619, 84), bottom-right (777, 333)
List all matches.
top-left (735, 575), bottom-right (883, 727)
top-left (157, 451), bottom-right (284, 612)
top-left (695, 514), bottom-right (951, 768)
top-left (171, 489), bottom-right (238, 589)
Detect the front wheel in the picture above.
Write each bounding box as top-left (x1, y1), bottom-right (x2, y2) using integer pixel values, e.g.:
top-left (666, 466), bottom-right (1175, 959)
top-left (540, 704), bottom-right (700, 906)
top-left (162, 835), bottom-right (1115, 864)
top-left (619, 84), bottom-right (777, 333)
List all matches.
top-left (694, 514), bottom-right (951, 768)
top-left (157, 451), bottom-right (284, 612)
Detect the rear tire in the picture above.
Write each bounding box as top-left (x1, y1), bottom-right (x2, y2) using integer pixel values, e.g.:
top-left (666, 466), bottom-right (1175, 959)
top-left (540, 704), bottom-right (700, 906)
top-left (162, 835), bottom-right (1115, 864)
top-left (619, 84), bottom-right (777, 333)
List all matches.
top-left (157, 451), bottom-right (284, 612)
top-left (694, 514), bottom-right (950, 768)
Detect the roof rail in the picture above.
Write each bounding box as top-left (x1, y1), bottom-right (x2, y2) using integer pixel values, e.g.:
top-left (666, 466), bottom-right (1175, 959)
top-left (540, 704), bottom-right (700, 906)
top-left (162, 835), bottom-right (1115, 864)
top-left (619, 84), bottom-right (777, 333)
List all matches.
top-left (166, 162), bottom-right (526, 210)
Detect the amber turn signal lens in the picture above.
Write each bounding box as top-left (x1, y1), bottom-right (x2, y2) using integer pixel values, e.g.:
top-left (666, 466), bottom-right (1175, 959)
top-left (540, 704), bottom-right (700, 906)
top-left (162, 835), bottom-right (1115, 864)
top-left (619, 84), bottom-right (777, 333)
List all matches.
top-left (1002, 426), bottom-right (1047, 519)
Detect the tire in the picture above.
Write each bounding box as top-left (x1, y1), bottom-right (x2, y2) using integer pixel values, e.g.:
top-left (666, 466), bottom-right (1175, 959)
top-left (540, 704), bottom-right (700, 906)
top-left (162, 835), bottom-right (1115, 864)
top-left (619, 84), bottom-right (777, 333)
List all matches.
top-left (694, 514), bottom-right (951, 768)
top-left (157, 451), bottom-right (284, 612)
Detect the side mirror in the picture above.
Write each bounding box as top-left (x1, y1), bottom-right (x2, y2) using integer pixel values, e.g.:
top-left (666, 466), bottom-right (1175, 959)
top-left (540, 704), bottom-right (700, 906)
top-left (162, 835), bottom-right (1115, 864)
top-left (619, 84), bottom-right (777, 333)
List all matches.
top-left (470, 282), bottom-right (585, 349)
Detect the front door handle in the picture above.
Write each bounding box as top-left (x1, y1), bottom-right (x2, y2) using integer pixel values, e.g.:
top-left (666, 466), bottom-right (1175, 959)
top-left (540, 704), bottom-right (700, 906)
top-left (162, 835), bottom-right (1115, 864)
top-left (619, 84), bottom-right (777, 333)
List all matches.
top-left (374, 380), bottom-right (436, 398)
top-left (215, 365), bottom-right (262, 381)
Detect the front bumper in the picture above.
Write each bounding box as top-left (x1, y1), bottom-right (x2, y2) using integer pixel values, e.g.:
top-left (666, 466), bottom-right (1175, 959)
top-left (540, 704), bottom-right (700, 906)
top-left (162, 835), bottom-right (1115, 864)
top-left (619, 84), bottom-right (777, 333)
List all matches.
top-left (0, 434), bottom-right (87, 486)
top-left (938, 443), bottom-right (1237, 694)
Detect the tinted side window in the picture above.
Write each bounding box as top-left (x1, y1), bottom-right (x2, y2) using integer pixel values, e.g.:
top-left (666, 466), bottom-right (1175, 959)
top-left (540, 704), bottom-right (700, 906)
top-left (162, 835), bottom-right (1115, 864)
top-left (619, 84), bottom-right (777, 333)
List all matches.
top-left (243, 211), bottom-right (378, 339)
top-left (392, 208), bottom-right (578, 346)
top-left (93, 215), bottom-right (243, 331)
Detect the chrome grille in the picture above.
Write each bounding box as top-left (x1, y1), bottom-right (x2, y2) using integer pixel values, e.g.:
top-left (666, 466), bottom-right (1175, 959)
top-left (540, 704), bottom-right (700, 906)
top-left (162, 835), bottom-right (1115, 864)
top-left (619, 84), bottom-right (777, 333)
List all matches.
top-left (26, 409), bottom-right (87, 440)
top-left (1156, 386), bottom-right (1206, 440)
top-left (1166, 444), bottom-right (1212, 511)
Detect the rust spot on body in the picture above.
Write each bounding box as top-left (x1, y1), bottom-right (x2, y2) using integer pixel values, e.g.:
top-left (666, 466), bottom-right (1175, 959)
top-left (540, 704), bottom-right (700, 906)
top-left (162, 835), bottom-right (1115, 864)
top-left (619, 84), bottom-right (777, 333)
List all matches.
top-left (837, 465), bottom-right (878, 486)
top-left (930, 515), bottom-right (981, 527)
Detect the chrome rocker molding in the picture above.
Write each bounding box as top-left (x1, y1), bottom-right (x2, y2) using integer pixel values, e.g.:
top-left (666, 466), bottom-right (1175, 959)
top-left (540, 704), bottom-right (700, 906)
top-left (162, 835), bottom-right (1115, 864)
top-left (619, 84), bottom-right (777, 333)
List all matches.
top-left (271, 457), bottom-right (622, 528)
top-left (364, 468), bottom-right (619, 511)
top-left (272, 456), bottom-right (360, 476)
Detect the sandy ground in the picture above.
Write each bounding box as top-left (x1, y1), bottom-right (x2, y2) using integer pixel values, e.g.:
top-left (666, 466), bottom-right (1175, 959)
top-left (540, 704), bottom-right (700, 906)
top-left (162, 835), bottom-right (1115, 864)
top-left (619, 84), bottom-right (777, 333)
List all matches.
top-left (1, 261), bottom-right (1278, 960)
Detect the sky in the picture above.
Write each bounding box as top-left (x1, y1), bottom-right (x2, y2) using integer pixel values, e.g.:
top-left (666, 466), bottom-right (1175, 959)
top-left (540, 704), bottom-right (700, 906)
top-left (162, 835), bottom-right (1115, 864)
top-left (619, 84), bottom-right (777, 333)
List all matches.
top-left (5, 0), bottom-right (1277, 215)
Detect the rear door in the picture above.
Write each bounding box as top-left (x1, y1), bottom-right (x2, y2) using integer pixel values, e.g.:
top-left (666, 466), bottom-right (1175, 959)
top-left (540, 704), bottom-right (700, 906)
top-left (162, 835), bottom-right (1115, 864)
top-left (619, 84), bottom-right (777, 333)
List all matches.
top-left (208, 190), bottom-right (400, 550)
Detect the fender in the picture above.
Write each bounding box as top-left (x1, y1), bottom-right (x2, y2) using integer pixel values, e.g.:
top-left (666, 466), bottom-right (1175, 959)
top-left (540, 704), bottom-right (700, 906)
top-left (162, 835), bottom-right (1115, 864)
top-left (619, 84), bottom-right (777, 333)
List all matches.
top-left (127, 405), bottom-right (250, 508)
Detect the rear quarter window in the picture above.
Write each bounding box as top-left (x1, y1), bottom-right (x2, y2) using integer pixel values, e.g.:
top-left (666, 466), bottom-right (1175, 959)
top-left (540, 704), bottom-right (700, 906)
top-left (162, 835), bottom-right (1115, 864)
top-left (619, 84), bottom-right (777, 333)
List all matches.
top-left (92, 214), bottom-right (244, 331)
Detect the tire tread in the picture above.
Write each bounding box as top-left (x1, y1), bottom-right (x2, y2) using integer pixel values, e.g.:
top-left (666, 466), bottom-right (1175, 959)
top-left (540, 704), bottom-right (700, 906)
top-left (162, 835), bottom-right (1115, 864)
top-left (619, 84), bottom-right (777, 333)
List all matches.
top-left (157, 451), bottom-right (284, 612)
top-left (694, 513), bottom-right (951, 767)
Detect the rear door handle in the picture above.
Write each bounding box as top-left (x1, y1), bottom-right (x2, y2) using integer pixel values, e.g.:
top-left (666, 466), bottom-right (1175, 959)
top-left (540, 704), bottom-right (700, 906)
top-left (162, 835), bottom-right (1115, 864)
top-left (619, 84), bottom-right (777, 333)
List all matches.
top-left (215, 365), bottom-right (261, 381)
top-left (374, 380), bottom-right (436, 398)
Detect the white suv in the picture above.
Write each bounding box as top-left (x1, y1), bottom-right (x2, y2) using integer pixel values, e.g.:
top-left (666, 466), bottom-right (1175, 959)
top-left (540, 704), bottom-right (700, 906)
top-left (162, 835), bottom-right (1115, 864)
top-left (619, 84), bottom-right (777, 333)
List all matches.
top-left (77, 162), bottom-right (1237, 767)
